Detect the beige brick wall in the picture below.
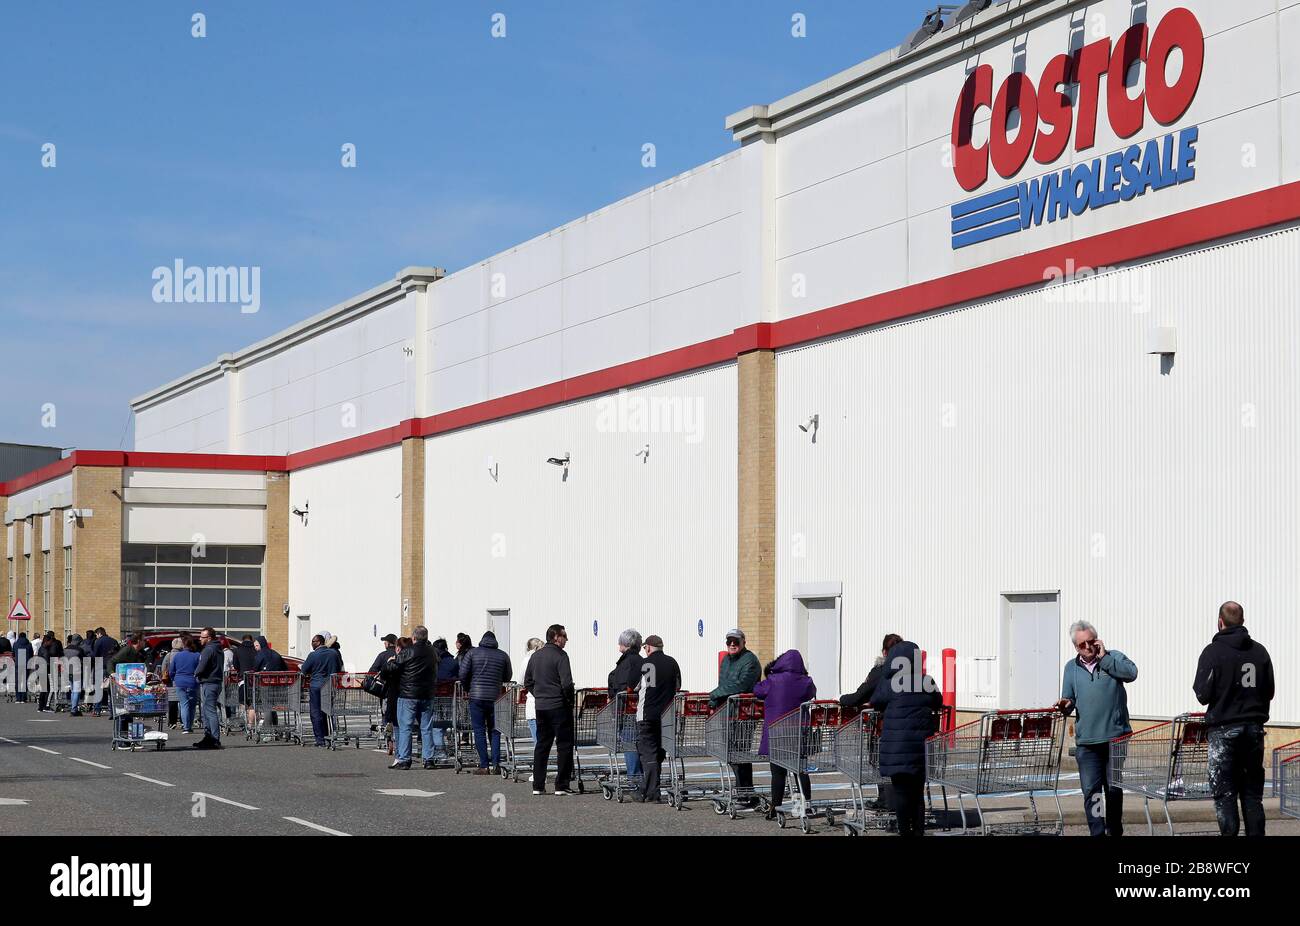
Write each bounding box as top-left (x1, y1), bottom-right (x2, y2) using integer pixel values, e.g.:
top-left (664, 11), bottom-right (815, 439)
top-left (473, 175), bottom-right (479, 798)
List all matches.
top-left (400, 437), bottom-right (425, 637)
top-left (49, 513), bottom-right (65, 639)
top-left (30, 515), bottom-right (43, 638)
top-left (1, 496), bottom-right (10, 632)
top-left (264, 471), bottom-right (290, 652)
top-left (70, 467), bottom-right (123, 638)
top-left (737, 349), bottom-right (777, 668)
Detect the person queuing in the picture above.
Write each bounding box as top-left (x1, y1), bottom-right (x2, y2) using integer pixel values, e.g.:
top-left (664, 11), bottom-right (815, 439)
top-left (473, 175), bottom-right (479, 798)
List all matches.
top-left (840, 633), bottom-right (903, 810)
top-left (634, 635), bottom-right (681, 804)
top-left (369, 634), bottom-right (398, 675)
top-left (193, 627), bottom-right (225, 750)
top-left (524, 624), bottom-right (575, 795)
top-left (709, 628), bottom-right (762, 805)
top-left (871, 640), bottom-right (943, 836)
top-left (12, 632), bottom-right (32, 702)
top-left (608, 629), bottom-right (645, 784)
top-left (231, 635), bottom-right (257, 723)
top-left (35, 632), bottom-right (64, 712)
top-left (381, 626), bottom-right (438, 770)
top-left (369, 634), bottom-right (400, 749)
top-left (1054, 620), bottom-right (1138, 837)
top-left (454, 633), bottom-right (473, 671)
top-left (170, 636), bottom-right (201, 734)
top-left (63, 634), bottom-right (86, 716)
top-left (300, 634), bottom-right (344, 748)
top-left (1193, 601), bottom-right (1275, 837)
top-left (253, 635), bottom-right (286, 672)
top-left (754, 650), bottom-right (817, 820)
top-left (458, 631), bottom-right (512, 774)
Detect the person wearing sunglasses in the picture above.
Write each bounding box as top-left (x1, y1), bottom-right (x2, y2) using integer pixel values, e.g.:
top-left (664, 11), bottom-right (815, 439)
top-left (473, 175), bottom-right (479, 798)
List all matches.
top-left (1055, 620), bottom-right (1138, 836)
top-left (709, 628), bottom-right (762, 806)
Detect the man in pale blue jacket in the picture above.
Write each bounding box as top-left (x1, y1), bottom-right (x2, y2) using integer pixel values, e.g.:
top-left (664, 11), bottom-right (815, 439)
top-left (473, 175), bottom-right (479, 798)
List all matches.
top-left (1055, 620), bottom-right (1138, 836)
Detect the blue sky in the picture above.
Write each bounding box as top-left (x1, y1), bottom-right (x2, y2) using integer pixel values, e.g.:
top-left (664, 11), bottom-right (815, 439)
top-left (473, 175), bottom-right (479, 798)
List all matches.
top-left (0, 0), bottom-right (925, 452)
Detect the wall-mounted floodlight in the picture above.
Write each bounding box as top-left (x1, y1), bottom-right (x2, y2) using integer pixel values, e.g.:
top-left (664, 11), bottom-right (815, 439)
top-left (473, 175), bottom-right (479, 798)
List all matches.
top-left (292, 501), bottom-right (309, 526)
top-left (799, 414), bottom-right (820, 441)
top-left (635, 444), bottom-right (650, 463)
top-left (546, 453), bottom-right (571, 481)
top-left (486, 455), bottom-right (499, 482)
top-left (900, 5), bottom-right (959, 55)
top-left (952, 0), bottom-right (992, 28)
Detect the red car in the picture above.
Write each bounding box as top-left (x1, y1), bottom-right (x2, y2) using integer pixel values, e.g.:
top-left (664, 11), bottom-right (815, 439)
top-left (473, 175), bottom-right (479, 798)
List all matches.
top-left (139, 631), bottom-right (303, 676)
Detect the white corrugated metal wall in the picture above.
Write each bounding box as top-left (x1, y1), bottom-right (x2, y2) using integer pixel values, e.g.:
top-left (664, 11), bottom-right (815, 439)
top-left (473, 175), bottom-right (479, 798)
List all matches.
top-left (424, 365), bottom-right (737, 692)
top-left (776, 226), bottom-right (1300, 722)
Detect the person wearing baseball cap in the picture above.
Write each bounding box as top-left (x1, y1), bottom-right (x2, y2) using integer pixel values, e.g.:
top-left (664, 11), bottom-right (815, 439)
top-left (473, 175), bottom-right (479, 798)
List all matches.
top-left (709, 628), bottom-right (762, 805)
top-left (369, 634), bottom-right (399, 674)
top-left (635, 635), bottom-right (681, 803)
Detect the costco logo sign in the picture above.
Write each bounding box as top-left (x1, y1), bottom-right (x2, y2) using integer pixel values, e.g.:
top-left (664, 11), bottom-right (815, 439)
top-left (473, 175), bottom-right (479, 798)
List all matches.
top-left (950, 7), bottom-right (1204, 250)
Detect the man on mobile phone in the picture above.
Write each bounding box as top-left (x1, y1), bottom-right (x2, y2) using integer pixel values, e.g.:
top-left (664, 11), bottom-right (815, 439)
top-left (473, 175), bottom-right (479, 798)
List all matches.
top-left (1055, 620), bottom-right (1138, 836)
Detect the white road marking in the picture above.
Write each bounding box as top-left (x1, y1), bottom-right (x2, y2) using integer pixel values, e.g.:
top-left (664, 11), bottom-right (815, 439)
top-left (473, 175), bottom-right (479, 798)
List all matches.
top-left (27, 745), bottom-right (60, 755)
top-left (194, 792), bottom-right (259, 811)
top-left (283, 816), bottom-right (350, 836)
top-left (374, 788), bottom-right (445, 797)
top-left (123, 773), bottom-right (173, 788)
top-left (26, 719), bottom-right (59, 723)
top-left (69, 757), bottom-right (113, 770)
top-left (0, 736), bottom-right (19, 744)
top-left (0, 798), bottom-right (31, 806)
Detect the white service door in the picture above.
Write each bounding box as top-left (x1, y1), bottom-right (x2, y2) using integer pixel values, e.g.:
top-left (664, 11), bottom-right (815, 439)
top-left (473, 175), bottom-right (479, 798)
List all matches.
top-left (801, 598), bottom-right (841, 696)
top-left (488, 610), bottom-right (511, 669)
top-left (295, 615), bottom-right (312, 658)
top-left (1002, 594), bottom-right (1061, 709)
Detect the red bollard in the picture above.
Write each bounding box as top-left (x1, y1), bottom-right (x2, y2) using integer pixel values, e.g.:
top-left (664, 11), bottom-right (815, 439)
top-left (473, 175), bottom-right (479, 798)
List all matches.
top-left (942, 648), bottom-right (957, 733)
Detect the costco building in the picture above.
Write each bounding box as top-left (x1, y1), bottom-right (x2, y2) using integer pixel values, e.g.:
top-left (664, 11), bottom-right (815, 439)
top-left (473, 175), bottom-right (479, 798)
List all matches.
top-left (3, 0), bottom-right (1297, 737)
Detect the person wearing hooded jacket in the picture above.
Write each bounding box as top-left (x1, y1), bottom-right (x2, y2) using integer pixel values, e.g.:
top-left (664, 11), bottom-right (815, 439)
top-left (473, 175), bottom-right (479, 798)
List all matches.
top-left (63, 634), bottom-right (86, 716)
top-left (871, 640), bottom-right (943, 836)
top-left (253, 635), bottom-right (286, 672)
top-left (459, 631), bottom-right (512, 773)
top-left (12, 632), bottom-right (33, 702)
top-left (1194, 601), bottom-right (1274, 836)
top-left (754, 650), bottom-right (818, 819)
top-left (36, 632), bottom-right (64, 712)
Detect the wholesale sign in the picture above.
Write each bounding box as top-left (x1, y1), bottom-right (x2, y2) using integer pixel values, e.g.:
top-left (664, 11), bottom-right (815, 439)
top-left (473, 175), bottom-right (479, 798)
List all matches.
top-left (950, 7), bottom-right (1204, 249)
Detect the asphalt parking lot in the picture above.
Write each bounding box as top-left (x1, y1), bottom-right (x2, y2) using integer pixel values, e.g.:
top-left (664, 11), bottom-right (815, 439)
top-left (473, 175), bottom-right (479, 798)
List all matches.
top-left (2, 700), bottom-right (1295, 837)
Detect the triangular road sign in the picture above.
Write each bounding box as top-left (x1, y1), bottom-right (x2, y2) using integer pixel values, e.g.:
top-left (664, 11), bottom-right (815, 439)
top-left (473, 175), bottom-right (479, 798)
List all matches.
top-left (7, 599), bottom-right (30, 621)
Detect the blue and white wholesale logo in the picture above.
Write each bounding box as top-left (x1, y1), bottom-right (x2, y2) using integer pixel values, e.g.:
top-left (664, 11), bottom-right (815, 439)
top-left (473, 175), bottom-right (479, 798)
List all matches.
top-left (950, 127), bottom-right (1199, 250)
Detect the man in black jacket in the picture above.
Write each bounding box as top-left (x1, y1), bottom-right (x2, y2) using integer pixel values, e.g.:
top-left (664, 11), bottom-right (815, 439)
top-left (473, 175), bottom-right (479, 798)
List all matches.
top-left (1193, 601), bottom-right (1275, 836)
top-left (90, 627), bottom-right (117, 716)
top-left (192, 628), bottom-right (225, 749)
top-left (381, 626), bottom-right (437, 770)
top-left (459, 631), bottom-right (512, 774)
top-left (524, 624), bottom-right (575, 795)
top-left (635, 635), bottom-right (681, 804)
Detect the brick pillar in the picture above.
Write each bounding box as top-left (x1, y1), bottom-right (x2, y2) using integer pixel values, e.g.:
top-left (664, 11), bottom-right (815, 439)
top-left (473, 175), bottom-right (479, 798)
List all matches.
top-left (737, 349), bottom-right (777, 667)
top-left (0, 495), bottom-right (8, 629)
top-left (400, 437), bottom-right (425, 637)
top-left (49, 513), bottom-right (65, 639)
top-left (30, 516), bottom-right (43, 638)
top-left (70, 467), bottom-right (123, 637)
top-left (263, 471), bottom-right (290, 653)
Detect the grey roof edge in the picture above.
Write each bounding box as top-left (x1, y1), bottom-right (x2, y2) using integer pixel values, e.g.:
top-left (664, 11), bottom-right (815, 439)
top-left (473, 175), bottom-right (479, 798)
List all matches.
top-left (726, 0), bottom-right (1079, 141)
top-left (130, 267), bottom-right (443, 412)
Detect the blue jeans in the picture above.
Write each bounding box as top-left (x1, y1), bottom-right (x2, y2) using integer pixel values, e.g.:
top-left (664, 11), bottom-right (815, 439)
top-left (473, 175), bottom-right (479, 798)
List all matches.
top-left (199, 682), bottom-right (222, 741)
top-left (69, 682), bottom-right (81, 714)
top-left (309, 683), bottom-right (328, 745)
top-left (528, 718), bottom-right (537, 741)
top-left (470, 699), bottom-right (501, 768)
top-left (1076, 741), bottom-right (1123, 836)
top-left (621, 726), bottom-right (641, 776)
top-left (177, 685), bottom-right (198, 731)
top-left (397, 697), bottom-right (436, 763)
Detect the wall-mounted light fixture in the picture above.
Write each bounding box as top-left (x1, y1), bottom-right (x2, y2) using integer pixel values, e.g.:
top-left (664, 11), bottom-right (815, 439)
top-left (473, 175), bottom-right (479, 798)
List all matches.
top-left (899, 5), bottom-right (958, 55)
top-left (292, 501), bottom-right (309, 526)
top-left (546, 452), bottom-right (571, 481)
top-left (635, 444), bottom-right (650, 464)
top-left (799, 414), bottom-right (820, 442)
top-left (486, 455), bottom-right (499, 482)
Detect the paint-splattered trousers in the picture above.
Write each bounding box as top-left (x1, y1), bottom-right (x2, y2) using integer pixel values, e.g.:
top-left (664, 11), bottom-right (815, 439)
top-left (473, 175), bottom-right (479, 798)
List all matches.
top-left (1207, 723), bottom-right (1266, 836)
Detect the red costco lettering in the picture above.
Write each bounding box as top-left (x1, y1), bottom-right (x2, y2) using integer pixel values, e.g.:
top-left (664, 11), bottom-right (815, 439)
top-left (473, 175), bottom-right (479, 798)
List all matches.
top-left (952, 6), bottom-right (1204, 192)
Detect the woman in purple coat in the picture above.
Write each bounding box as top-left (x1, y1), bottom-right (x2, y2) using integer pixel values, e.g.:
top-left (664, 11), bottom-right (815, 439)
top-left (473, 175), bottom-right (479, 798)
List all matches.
top-left (753, 649), bottom-right (817, 820)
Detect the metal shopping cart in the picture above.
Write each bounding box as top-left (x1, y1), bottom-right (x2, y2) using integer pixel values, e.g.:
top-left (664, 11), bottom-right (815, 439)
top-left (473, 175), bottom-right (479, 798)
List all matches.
top-left (494, 683), bottom-right (531, 779)
top-left (705, 694), bottom-right (768, 818)
top-left (1109, 713), bottom-right (1212, 835)
top-left (247, 671), bottom-right (305, 743)
top-left (0, 654), bottom-right (15, 702)
top-left (926, 708), bottom-right (1065, 835)
top-left (109, 677), bottom-right (169, 751)
top-left (1278, 742), bottom-right (1300, 821)
top-left (597, 690), bottom-right (643, 801)
top-left (832, 709), bottom-right (890, 835)
top-left (327, 672), bottom-right (383, 749)
top-left (221, 670), bottom-right (247, 737)
top-left (573, 688), bottom-right (614, 792)
top-left (662, 692), bottom-right (721, 808)
top-left (768, 700), bottom-right (857, 833)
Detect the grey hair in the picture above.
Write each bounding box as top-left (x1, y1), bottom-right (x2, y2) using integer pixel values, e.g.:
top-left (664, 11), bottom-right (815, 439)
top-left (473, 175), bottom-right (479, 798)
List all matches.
top-left (618, 629), bottom-right (643, 649)
top-left (1068, 620), bottom-right (1097, 641)
top-left (526, 637), bottom-right (544, 652)
top-left (412, 625), bottom-right (429, 642)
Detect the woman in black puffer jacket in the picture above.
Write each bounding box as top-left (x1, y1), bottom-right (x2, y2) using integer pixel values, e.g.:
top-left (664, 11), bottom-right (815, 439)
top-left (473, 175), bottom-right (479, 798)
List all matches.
top-left (871, 640), bottom-right (942, 836)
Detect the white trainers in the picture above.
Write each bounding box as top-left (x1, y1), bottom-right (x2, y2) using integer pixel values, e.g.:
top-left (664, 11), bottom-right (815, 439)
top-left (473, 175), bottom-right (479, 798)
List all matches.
top-left (554, 789), bottom-right (571, 796)
top-left (532, 790), bottom-right (545, 796)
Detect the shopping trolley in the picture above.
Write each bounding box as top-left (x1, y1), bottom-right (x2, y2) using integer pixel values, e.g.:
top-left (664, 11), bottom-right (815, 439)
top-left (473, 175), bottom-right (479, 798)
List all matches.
top-left (926, 708), bottom-right (1065, 835)
top-left (494, 683), bottom-right (531, 780)
top-left (417, 680), bottom-right (455, 767)
top-left (597, 690), bottom-right (643, 801)
top-left (247, 671), bottom-right (307, 743)
top-left (833, 709), bottom-right (890, 835)
top-left (221, 670), bottom-right (247, 736)
top-left (768, 700), bottom-right (857, 833)
top-left (573, 688), bottom-right (614, 791)
top-left (109, 677), bottom-right (169, 751)
top-left (662, 692), bottom-right (721, 808)
top-left (327, 672), bottom-right (383, 749)
top-left (1109, 713), bottom-right (1212, 835)
top-left (1278, 742), bottom-right (1300, 821)
top-left (0, 654), bottom-right (15, 702)
top-left (705, 694), bottom-right (768, 817)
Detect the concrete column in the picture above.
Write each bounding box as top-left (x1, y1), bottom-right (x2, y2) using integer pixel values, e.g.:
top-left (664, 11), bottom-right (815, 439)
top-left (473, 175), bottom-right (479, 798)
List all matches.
top-left (69, 467), bottom-right (123, 637)
top-left (737, 348), bottom-right (777, 667)
top-left (263, 470), bottom-right (290, 652)
top-left (400, 437), bottom-right (425, 637)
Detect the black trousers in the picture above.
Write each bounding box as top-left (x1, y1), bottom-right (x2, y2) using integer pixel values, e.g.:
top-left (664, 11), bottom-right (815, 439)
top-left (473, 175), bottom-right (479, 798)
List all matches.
top-left (771, 765), bottom-right (812, 809)
top-left (636, 719), bottom-right (665, 802)
top-left (1208, 723), bottom-right (1267, 836)
top-left (891, 773), bottom-right (926, 836)
top-left (732, 763), bottom-right (753, 790)
top-left (533, 706), bottom-right (575, 790)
